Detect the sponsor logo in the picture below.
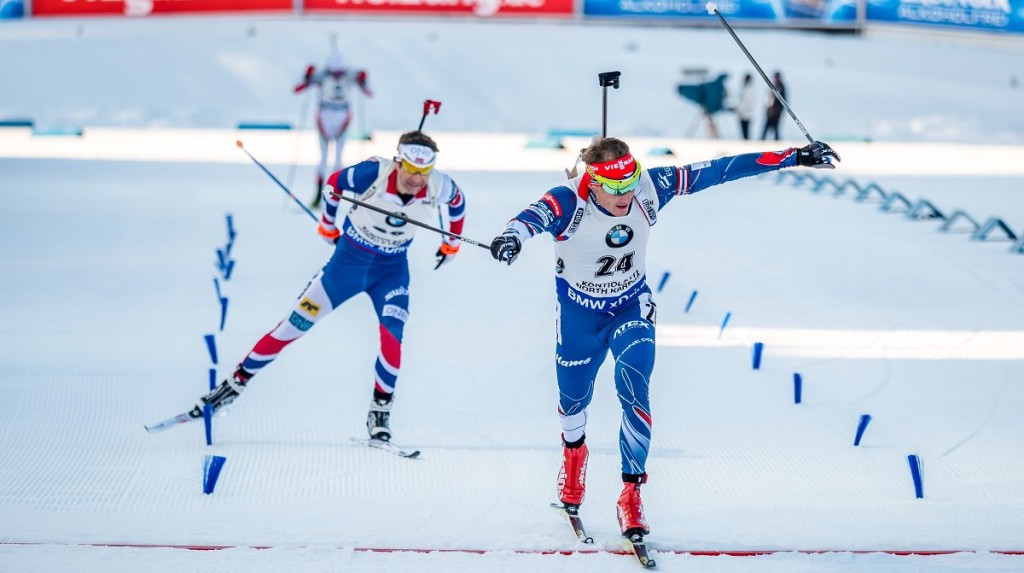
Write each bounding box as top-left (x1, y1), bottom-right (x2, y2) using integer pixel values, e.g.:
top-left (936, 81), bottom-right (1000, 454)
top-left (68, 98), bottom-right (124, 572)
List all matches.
top-left (556, 354), bottom-right (592, 368)
top-left (565, 207), bottom-right (585, 236)
top-left (346, 226), bottom-right (409, 254)
top-left (382, 304), bottom-right (409, 322)
top-left (556, 257), bottom-right (565, 274)
top-left (384, 286), bottom-right (410, 301)
top-left (527, 204), bottom-right (555, 228)
top-left (641, 197), bottom-right (656, 221)
top-left (575, 269), bottom-right (641, 296)
top-left (613, 320), bottom-right (651, 339)
top-left (567, 288), bottom-right (607, 310)
top-left (288, 311), bottom-right (314, 332)
top-left (386, 213), bottom-right (408, 227)
top-left (299, 298), bottom-right (321, 316)
top-left (606, 224), bottom-right (634, 248)
top-left (541, 193), bottom-right (563, 217)
top-left (686, 160), bottom-right (712, 170)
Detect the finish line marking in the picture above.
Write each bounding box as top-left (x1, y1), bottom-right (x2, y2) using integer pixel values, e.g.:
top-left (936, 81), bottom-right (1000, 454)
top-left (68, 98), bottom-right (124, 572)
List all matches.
top-left (3, 542), bottom-right (1022, 556)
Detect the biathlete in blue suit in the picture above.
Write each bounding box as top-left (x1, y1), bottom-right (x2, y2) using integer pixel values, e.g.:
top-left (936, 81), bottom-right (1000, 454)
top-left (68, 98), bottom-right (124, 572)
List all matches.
top-left (192, 131), bottom-right (466, 443)
top-left (489, 136), bottom-right (839, 537)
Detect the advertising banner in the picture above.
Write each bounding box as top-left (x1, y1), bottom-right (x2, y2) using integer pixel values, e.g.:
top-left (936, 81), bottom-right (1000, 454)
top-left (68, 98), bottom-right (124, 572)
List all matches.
top-left (1, 0), bottom-right (24, 17)
top-left (582, 0), bottom-right (858, 25)
top-left (306, 0), bottom-right (573, 17)
top-left (32, 0), bottom-right (291, 17)
top-left (867, 0), bottom-right (1024, 33)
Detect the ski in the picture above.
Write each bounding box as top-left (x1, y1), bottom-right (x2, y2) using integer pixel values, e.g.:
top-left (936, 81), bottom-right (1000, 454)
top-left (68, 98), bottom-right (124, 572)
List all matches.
top-left (625, 532), bottom-right (657, 568)
top-left (549, 502), bottom-right (594, 544)
top-left (144, 410), bottom-right (200, 433)
top-left (351, 437), bottom-right (421, 459)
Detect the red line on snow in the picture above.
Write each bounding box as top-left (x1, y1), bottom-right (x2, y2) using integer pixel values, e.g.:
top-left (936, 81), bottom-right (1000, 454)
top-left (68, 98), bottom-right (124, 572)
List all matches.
top-left (0, 544), bottom-right (1019, 556)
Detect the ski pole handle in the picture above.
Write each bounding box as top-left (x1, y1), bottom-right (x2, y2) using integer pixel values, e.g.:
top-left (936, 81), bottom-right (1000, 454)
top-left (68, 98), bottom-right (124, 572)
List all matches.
top-left (418, 99), bottom-right (442, 132)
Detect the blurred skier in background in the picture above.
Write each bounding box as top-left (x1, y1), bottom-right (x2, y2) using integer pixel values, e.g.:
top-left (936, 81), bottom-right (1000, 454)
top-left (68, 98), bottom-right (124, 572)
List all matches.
top-left (295, 50), bottom-right (373, 208)
top-left (489, 136), bottom-right (839, 540)
top-left (191, 131), bottom-right (466, 447)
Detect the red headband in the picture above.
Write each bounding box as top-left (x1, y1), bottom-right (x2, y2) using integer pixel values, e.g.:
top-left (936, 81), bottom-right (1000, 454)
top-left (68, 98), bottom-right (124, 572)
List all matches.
top-left (586, 153), bottom-right (638, 180)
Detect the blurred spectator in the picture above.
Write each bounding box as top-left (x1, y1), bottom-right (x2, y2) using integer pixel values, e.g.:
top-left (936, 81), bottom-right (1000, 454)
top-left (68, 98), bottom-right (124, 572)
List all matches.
top-left (761, 71), bottom-right (786, 141)
top-left (735, 73), bottom-right (756, 140)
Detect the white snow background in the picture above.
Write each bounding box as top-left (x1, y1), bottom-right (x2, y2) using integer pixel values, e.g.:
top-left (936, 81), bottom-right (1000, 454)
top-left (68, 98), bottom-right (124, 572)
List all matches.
top-left (1, 16), bottom-right (1023, 573)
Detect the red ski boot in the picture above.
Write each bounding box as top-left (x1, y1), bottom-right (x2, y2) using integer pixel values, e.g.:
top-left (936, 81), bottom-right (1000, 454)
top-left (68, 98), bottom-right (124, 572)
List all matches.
top-left (556, 439), bottom-right (589, 506)
top-left (616, 474), bottom-right (650, 536)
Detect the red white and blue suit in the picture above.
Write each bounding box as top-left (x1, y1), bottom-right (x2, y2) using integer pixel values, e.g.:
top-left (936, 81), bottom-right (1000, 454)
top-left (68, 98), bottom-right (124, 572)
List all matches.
top-left (501, 149), bottom-right (798, 477)
top-left (239, 157), bottom-right (465, 400)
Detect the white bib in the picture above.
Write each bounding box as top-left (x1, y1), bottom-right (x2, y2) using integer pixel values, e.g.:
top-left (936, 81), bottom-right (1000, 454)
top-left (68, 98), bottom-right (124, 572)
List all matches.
top-left (553, 173), bottom-right (658, 312)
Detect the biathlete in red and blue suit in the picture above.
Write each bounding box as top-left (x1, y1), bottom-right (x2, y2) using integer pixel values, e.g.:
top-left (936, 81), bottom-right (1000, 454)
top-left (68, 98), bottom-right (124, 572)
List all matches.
top-left (489, 136), bottom-right (839, 537)
top-left (193, 130), bottom-right (466, 443)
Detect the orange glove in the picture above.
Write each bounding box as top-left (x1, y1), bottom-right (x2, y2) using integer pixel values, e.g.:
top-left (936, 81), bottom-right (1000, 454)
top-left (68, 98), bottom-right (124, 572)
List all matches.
top-left (317, 224), bottom-right (340, 246)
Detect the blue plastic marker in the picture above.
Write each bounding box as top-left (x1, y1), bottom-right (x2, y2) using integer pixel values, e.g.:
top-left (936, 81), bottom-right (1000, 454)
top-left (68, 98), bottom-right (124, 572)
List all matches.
top-left (218, 298), bottom-right (229, 332)
top-left (223, 260), bottom-right (235, 281)
top-left (202, 455), bottom-right (227, 494)
top-left (203, 404), bottom-right (213, 446)
top-left (204, 334), bottom-right (218, 365)
top-left (208, 368), bottom-right (217, 391)
top-left (226, 214), bottom-right (236, 242)
top-left (657, 271), bottom-right (670, 293)
top-left (907, 454), bottom-right (924, 498)
top-left (718, 312), bottom-right (731, 338)
top-left (752, 342), bottom-right (764, 370)
top-left (213, 278), bottom-right (222, 301)
top-left (793, 373), bottom-right (802, 404)
top-left (854, 414), bottom-right (871, 446)
top-left (685, 290), bottom-right (698, 313)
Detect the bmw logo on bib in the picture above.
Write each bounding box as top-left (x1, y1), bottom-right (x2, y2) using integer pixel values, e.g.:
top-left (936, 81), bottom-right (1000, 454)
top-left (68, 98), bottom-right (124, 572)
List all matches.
top-left (386, 214), bottom-right (408, 227)
top-left (606, 224), bottom-right (634, 248)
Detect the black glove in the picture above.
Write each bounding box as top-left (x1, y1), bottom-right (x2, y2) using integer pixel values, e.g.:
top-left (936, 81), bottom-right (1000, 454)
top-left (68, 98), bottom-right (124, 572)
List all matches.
top-left (490, 234), bottom-right (521, 266)
top-left (796, 141), bottom-right (840, 169)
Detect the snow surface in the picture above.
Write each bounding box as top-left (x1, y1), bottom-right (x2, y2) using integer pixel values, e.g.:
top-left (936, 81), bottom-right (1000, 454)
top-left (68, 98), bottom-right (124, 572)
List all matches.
top-left (1, 15), bottom-right (1023, 573)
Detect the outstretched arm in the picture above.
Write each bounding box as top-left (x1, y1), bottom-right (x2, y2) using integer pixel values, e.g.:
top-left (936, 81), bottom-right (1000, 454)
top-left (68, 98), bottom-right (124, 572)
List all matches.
top-left (655, 141), bottom-right (839, 209)
top-left (293, 65), bottom-right (316, 93)
top-left (490, 185), bottom-right (579, 265)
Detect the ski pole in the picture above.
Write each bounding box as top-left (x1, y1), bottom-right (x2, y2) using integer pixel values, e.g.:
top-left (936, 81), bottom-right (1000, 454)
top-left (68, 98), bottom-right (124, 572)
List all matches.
top-left (597, 71), bottom-right (621, 138)
top-left (236, 140), bottom-right (319, 223)
top-left (237, 140), bottom-right (489, 250)
top-left (328, 190), bottom-right (489, 250)
top-left (417, 100), bottom-right (441, 132)
top-left (706, 2), bottom-right (815, 144)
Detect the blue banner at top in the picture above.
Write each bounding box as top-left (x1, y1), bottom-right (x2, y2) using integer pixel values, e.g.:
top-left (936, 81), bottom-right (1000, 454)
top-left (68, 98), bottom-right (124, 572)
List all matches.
top-left (583, 0), bottom-right (858, 23)
top-left (0, 0), bottom-right (24, 17)
top-left (867, 0), bottom-right (1024, 33)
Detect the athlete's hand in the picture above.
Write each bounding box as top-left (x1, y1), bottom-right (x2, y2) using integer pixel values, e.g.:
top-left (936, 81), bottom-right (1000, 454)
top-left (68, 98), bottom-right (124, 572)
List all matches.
top-left (434, 242), bottom-right (459, 270)
top-left (796, 141), bottom-right (840, 169)
top-left (317, 223), bottom-right (340, 246)
top-left (490, 234), bottom-right (521, 266)
top-left (304, 65), bottom-right (315, 81)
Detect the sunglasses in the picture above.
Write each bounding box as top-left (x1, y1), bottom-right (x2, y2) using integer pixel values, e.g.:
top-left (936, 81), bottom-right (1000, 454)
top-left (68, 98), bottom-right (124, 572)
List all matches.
top-left (399, 159), bottom-right (434, 176)
top-left (590, 167), bottom-right (641, 195)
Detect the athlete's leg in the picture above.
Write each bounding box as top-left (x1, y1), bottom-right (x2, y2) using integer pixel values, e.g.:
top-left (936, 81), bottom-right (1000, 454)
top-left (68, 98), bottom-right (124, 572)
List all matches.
top-left (607, 292), bottom-right (657, 477)
top-left (239, 268), bottom-right (362, 377)
top-left (331, 109), bottom-right (352, 175)
top-left (555, 299), bottom-right (607, 442)
top-left (365, 259), bottom-right (411, 401)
